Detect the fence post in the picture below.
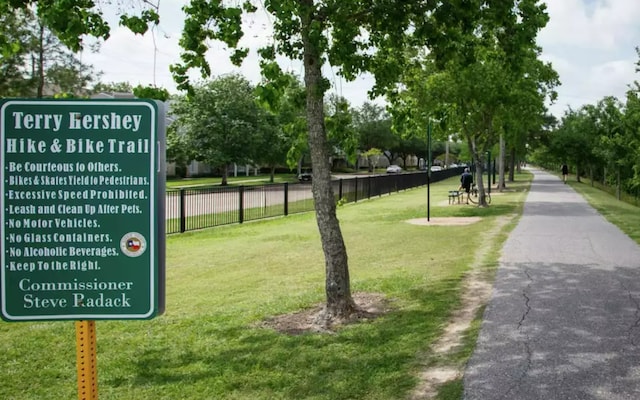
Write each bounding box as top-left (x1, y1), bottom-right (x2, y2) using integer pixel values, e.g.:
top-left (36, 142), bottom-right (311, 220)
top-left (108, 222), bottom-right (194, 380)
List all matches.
top-left (284, 182), bottom-right (289, 216)
top-left (239, 186), bottom-right (244, 224)
top-left (368, 176), bottom-right (372, 200)
top-left (354, 177), bottom-right (358, 202)
top-left (338, 179), bottom-right (343, 201)
top-left (179, 189), bottom-right (186, 233)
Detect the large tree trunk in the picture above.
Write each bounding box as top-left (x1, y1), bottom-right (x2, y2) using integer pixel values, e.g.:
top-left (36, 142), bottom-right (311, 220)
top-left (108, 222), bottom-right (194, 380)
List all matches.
top-left (221, 163), bottom-right (229, 186)
top-left (498, 133), bottom-right (506, 190)
top-left (509, 147), bottom-right (516, 182)
top-left (37, 22), bottom-right (45, 98)
top-left (616, 167), bottom-right (621, 200)
top-left (297, 157), bottom-right (303, 176)
top-left (468, 135), bottom-right (489, 207)
top-left (301, 2), bottom-right (355, 320)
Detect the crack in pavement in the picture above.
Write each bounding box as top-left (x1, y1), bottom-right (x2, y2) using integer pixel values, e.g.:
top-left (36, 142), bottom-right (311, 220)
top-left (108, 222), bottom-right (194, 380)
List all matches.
top-left (499, 267), bottom-right (534, 400)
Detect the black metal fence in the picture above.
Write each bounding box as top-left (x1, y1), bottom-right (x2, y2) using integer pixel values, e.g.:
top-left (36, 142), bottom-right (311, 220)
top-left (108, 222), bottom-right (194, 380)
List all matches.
top-left (166, 168), bottom-right (463, 234)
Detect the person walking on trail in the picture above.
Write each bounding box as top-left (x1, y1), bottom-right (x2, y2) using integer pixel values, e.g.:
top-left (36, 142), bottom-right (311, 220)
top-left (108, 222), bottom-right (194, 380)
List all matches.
top-left (561, 163), bottom-right (569, 183)
top-left (460, 167), bottom-right (473, 204)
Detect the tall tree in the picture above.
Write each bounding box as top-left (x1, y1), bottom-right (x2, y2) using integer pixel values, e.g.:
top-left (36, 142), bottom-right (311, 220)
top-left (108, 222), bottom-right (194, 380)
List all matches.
top-left (392, 0), bottom-right (555, 205)
top-left (166, 122), bottom-right (194, 178)
top-left (0, 7), bottom-right (33, 96)
top-left (624, 86), bottom-right (640, 192)
top-left (253, 111), bottom-right (289, 182)
top-left (590, 97), bottom-right (629, 199)
top-left (548, 107), bottom-right (598, 183)
top-left (353, 102), bottom-right (395, 153)
top-left (325, 94), bottom-right (358, 167)
top-left (171, 0), bottom-right (559, 318)
top-left (498, 50), bottom-right (558, 187)
top-left (0, 6), bottom-right (98, 97)
top-left (257, 72), bottom-right (308, 174)
top-left (171, 1), bottom-right (443, 320)
top-left (171, 74), bottom-right (263, 185)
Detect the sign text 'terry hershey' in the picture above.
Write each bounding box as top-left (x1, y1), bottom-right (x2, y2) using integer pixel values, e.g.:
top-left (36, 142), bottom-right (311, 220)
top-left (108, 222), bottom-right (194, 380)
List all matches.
top-left (1, 99), bottom-right (166, 321)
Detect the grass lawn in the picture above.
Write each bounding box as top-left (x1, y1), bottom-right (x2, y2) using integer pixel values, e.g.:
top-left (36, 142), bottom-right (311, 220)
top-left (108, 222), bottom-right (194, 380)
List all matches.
top-left (166, 197), bottom-right (315, 234)
top-left (167, 174), bottom-right (298, 188)
top-left (568, 179), bottom-right (640, 245)
top-left (0, 174), bottom-right (533, 400)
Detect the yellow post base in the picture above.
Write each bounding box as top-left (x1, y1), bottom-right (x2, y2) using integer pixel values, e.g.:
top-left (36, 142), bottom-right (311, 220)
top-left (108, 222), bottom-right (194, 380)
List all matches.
top-left (75, 320), bottom-right (98, 400)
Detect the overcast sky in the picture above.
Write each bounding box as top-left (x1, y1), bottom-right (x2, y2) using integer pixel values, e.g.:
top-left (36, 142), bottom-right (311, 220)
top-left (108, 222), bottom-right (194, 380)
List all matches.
top-left (82, 0), bottom-right (640, 118)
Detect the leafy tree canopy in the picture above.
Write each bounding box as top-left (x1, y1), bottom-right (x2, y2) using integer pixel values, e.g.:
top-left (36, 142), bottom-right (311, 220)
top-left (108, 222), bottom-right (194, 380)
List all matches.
top-left (170, 74), bottom-right (264, 185)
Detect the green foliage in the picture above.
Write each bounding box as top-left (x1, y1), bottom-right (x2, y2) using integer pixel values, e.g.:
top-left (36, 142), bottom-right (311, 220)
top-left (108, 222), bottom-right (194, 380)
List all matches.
top-left (353, 102), bottom-right (396, 152)
top-left (45, 62), bottom-right (96, 96)
top-left (0, 7), bottom-right (33, 97)
top-left (52, 92), bottom-right (75, 99)
top-left (390, 0), bottom-right (556, 203)
top-left (362, 147), bottom-right (382, 157)
top-left (133, 84), bottom-right (170, 101)
top-left (540, 91), bottom-right (640, 197)
top-left (624, 89), bottom-right (640, 189)
top-left (0, 6), bottom-right (99, 98)
top-left (256, 72), bottom-right (308, 170)
top-left (119, 9), bottom-right (160, 35)
top-left (592, 97), bottom-right (629, 168)
top-left (171, 0), bottom-right (247, 91)
top-left (170, 74), bottom-right (264, 184)
top-left (549, 108), bottom-right (596, 168)
top-left (165, 123), bottom-right (193, 171)
top-left (325, 94), bottom-right (358, 163)
top-left (362, 147), bottom-right (383, 171)
top-left (35, 0), bottom-right (110, 52)
top-left (252, 109), bottom-right (290, 177)
top-left (571, 179), bottom-right (640, 244)
top-left (92, 81), bottom-right (133, 94)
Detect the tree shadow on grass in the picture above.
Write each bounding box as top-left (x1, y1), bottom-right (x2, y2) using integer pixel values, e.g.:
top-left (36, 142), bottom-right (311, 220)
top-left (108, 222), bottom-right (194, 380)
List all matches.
top-left (104, 278), bottom-right (463, 399)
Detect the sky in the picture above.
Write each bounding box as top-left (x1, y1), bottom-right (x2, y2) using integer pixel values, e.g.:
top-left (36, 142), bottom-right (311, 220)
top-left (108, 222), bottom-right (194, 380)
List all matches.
top-left (81, 0), bottom-right (640, 118)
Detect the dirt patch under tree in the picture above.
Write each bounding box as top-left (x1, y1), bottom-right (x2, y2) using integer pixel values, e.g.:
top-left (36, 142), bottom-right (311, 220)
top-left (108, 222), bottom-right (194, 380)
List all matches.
top-left (259, 215), bottom-right (516, 398)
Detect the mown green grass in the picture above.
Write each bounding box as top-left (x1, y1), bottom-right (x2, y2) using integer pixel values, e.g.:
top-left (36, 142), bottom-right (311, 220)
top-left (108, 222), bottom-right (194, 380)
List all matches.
top-left (166, 197), bottom-right (315, 233)
top-left (167, 174), bottom-right (297, 188)
top-left (569, 179), bottom-right (640, 245)
top-left (0, 174), bottom-right (532, 400)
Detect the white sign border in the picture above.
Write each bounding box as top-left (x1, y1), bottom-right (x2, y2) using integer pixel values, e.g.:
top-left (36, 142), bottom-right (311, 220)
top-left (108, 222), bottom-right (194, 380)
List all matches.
top-left (1, 99), bottom-right (158, 321)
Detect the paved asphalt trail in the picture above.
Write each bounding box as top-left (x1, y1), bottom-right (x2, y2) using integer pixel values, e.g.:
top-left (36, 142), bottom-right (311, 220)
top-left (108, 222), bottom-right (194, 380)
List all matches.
top-left (463, 168), bottom-right (640, 400)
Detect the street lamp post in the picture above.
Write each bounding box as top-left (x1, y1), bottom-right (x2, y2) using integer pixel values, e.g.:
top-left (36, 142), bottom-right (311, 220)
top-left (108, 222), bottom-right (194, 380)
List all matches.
top-left (427, 120), bottom-right (432, 221)
top-left (486, 150), bottom-right (491, 195)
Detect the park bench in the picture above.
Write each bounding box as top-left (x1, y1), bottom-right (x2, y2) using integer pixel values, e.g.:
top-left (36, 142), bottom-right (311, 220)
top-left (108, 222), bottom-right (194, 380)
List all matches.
top-left (448, 190), bottom-right (462, 204)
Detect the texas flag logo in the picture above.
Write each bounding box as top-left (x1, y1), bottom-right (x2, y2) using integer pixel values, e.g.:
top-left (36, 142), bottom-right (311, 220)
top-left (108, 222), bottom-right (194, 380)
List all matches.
top-left (120, 232), bottom-right (147, 257)
top-left (127, 239), bottom-right (141, 251)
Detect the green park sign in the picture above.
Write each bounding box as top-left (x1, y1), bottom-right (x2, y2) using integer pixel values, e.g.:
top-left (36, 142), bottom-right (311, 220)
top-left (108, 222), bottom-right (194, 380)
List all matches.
top-left (1, 99), bottom-right (166, 321)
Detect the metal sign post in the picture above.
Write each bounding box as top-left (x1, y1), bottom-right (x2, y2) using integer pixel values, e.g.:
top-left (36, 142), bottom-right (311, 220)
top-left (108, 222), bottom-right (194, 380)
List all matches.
top-left (76, 320), bottom-right (98, 400)
top-left (486, 151), bottom-right (491, 195)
